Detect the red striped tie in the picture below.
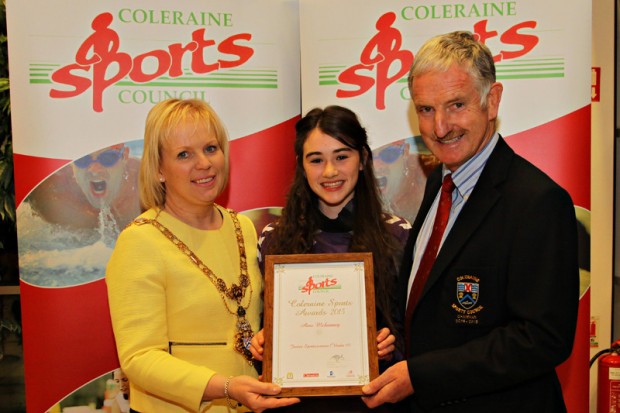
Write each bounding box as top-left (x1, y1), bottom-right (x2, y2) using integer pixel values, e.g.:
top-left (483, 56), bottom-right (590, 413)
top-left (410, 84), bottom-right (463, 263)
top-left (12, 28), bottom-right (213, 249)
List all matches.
top-left (404, 174), bottom-right (455, 354)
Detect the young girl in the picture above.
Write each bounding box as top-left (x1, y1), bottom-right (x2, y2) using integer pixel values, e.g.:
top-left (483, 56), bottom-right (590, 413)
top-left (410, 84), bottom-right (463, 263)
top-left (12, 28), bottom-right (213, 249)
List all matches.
top-left (250, 105), bottom-right (411, 412)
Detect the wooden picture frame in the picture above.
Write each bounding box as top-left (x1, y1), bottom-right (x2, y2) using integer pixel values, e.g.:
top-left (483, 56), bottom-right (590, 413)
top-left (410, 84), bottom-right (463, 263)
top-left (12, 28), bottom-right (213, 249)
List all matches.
top-left (263, 252), bottom-right (378, 397)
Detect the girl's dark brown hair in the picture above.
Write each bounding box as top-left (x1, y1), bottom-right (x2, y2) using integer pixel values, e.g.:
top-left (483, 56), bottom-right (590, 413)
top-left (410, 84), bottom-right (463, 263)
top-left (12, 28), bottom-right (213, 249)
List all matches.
top-left (264, 105), bottom-right (402, 335)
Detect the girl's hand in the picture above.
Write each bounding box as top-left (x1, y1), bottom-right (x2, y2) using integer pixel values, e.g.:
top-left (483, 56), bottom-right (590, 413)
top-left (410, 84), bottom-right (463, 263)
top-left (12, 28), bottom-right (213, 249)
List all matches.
top-left (376, 327), bottom-right (396, 361)
top-left (249, 329), bottom-right (265, 361)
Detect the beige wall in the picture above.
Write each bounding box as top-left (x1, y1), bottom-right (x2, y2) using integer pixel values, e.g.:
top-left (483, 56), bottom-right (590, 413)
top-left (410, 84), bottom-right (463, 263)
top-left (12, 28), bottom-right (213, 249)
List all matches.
top-left (590, 0), bottom-right (615, 411)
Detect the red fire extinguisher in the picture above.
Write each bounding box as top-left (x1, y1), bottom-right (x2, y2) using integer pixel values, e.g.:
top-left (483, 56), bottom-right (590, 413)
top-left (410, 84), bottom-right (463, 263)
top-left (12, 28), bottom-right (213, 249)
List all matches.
top-left (592, 340), bottom-right (620, 413)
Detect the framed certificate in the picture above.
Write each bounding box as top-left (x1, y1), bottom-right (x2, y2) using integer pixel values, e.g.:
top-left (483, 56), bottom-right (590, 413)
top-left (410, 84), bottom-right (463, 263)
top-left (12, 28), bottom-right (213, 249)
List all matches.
top-left (263, 252), bottom-right (378, 397)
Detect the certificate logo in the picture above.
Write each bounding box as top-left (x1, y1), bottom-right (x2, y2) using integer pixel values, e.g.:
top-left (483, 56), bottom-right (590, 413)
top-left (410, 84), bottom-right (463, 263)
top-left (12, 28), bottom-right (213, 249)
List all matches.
top-left (300, 275), bottom-right (340, 295)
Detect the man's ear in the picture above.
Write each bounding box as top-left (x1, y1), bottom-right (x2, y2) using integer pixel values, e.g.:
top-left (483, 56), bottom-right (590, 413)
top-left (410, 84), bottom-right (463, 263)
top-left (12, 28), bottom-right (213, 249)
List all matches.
top-left (486, 82), bottom-right (503, 121)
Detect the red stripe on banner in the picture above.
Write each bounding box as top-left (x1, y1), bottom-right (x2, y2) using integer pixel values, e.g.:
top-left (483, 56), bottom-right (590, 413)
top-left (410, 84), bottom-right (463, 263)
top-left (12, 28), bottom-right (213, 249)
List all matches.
top-left (217, 116), bottom-right (299, 211)
top-left (21, 280), bottom-right (119, 413)
top-left (505, 105), bottom-right (591, 210)
top-left (557, 290), bottom-right (590, 413)
top-left (13, 154), bottom-right (71, 208)
top-left (506, 105), bottom-right (590, 413)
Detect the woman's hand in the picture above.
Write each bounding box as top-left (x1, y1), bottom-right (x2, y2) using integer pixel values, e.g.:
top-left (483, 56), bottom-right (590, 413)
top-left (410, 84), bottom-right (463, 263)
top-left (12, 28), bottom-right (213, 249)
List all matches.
top-left (227, 375), bottom-right (300, 413)
top-left (377, 327), bottom-right (396, 361)
top-left (249, 329), bottom-right (265, 361)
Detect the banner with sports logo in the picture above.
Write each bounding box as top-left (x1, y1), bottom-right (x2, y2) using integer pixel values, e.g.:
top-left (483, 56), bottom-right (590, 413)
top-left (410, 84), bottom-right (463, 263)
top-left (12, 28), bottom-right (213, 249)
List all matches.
top-left (300, 1), bottom-right (590, 411)
top-left (7, 1), bottom-right (299, 411)
top-left (7, 0), bottom-right (591, 411)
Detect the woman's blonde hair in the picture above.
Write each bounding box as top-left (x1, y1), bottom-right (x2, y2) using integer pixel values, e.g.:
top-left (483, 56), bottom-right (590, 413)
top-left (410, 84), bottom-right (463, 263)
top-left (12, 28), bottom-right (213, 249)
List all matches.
top-left (139, 98), bottom-right (230, 210)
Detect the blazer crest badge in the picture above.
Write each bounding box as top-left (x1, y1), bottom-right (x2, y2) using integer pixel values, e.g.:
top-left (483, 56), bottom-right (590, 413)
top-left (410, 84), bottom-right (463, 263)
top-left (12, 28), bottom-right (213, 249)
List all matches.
top-left (457, 280), bottom-right (479, 310)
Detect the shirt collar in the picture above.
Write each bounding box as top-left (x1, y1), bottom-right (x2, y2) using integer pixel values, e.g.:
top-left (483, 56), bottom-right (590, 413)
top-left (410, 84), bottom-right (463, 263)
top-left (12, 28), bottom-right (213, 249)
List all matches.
top-left (441, 132), bottom-right (499, 195)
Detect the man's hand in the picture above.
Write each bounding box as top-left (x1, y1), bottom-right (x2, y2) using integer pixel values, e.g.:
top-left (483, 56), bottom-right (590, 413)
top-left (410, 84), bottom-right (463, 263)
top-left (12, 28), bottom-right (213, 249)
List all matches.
top-left (361, 361), bottom-right (413, 408)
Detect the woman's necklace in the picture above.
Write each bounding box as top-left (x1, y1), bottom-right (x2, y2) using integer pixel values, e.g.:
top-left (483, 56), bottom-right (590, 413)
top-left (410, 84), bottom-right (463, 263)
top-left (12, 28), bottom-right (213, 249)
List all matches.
top-left (133, 205), bottom-right (254, 363)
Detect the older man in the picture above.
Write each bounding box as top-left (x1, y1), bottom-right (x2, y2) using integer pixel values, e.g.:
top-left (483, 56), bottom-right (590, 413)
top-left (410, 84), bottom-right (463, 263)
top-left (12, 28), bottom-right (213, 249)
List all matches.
top-left (362, 31), bottom-right (579, 413)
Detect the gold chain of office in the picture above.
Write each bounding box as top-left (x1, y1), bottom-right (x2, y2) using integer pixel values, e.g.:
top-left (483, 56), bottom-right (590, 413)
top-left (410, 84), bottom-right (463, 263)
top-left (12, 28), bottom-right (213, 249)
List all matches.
top-left (132, 206), bottom-right (254, 363)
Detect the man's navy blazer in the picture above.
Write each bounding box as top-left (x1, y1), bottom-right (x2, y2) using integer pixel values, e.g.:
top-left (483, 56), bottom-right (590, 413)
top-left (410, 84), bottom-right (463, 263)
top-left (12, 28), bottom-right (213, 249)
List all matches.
top-left (398, 137), bottom-right (579, 412)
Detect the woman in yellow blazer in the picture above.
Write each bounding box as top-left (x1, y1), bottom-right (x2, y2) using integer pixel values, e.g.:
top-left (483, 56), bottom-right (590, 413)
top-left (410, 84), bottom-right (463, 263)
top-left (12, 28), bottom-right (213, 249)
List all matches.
top-left (106, 98), bottom-right (299, 413)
